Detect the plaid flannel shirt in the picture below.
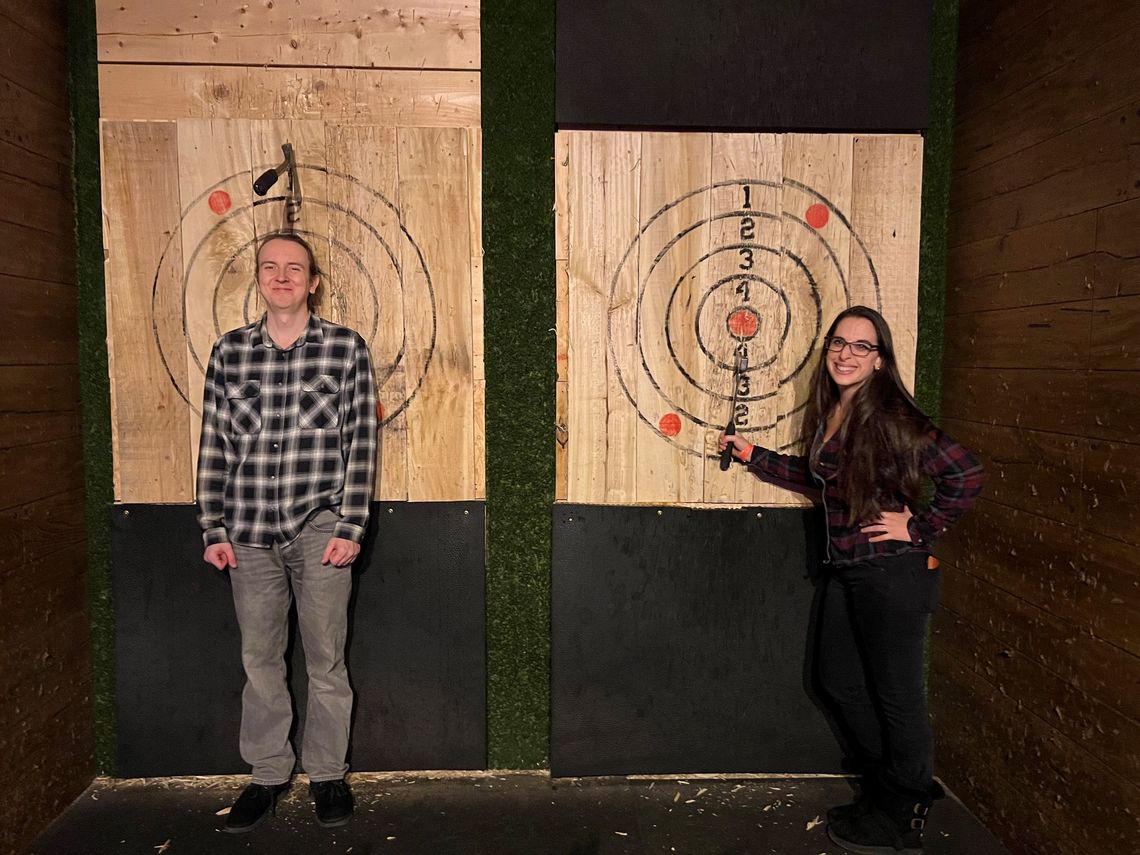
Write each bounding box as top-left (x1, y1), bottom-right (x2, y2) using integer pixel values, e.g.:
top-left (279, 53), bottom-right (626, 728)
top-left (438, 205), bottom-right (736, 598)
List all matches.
top-left (196, 314), bottom-right (378, 549)
top-left (740, 425), bottom-right (985, 566)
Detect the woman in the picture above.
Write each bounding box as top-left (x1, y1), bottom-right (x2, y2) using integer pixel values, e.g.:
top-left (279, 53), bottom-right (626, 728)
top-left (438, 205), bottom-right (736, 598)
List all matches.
top-left (718, 306), bottom-right (984, 855)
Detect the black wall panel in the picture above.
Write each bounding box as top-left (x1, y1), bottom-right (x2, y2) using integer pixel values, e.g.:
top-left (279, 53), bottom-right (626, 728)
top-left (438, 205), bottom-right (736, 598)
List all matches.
top-left (551, 504), bottom-right (842, 776)
top-left (557, 0), bottom-right (932, 130)
top-left (111, 502), bottom-right (485, 777)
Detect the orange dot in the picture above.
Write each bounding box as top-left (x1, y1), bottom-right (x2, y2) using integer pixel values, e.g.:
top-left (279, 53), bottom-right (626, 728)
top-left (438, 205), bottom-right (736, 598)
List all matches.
top-left (805, 203), bottom-right (829, 229)
top-left (208, 190), bottom-right (232, 215)
top-left (376, 401), bottom-right (385, 421)
top-left (659, 413), bottom-right (682, 437)
top-left (728, 309), bottom-right (759, 338)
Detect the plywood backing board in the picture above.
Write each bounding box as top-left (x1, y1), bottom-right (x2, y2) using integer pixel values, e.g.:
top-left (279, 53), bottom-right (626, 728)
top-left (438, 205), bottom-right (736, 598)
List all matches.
top-left (96, 0), bottom-right (479, 70)
top-left (102, 120), bottom-right (483, 504)
top-left (101, 121), bottom-right (193, 503)
top-left (98, 65), bottom-right (481, 128)
top-left (325, 124), bottom-right (407, 500)
top-left (555, 131), bottom-right (923, 507)
top-left (397, 127), bottom-right (475, 502)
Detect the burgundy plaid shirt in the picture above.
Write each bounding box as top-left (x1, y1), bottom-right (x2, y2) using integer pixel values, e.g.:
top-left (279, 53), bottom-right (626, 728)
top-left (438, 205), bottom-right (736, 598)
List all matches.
top-left (739, 427), bottom-right (985, 567)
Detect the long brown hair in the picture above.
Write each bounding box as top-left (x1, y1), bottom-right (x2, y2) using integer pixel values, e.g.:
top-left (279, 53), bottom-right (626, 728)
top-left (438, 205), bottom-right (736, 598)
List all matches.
top-left (801, 306), bottom-right (930, 523)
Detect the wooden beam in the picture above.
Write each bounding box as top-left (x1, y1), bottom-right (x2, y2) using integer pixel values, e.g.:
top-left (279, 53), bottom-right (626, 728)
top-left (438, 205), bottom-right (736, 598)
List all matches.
top-left (99, 64), bottom-right (480, 127)
top-left (96, 0), bottom-right (479, 70)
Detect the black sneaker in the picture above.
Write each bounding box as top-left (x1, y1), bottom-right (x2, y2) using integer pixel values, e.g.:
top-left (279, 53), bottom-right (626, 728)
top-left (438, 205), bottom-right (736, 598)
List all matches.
top-left (223, 782), bottom-right (290, 834)
top-left (310, 778), bottom-right (354, 828)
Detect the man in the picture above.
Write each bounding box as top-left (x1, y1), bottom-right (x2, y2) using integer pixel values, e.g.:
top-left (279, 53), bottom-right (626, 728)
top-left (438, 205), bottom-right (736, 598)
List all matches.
top-left (196, 232), bottom-right (377, 832)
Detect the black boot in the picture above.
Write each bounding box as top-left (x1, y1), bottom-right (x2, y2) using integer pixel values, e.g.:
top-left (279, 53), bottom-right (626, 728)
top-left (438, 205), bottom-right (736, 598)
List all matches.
top-left (827, 780), bottom-right (943, 855)
top-left (826, 776), bottom-right (877, 824)
top-left (311, 778), bottom-right (354, 827)
top-left (223, 782), bottom-right (290, 833)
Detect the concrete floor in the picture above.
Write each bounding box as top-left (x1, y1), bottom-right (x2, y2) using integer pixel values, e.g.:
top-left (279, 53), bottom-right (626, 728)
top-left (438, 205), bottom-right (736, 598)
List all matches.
top-left (28, 772), bottom-right (1010, 855)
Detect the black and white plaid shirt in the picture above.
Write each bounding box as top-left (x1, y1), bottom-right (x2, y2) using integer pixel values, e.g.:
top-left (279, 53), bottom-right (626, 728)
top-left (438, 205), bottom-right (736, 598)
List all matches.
top-left (196, 313), bottom-right (378, 548)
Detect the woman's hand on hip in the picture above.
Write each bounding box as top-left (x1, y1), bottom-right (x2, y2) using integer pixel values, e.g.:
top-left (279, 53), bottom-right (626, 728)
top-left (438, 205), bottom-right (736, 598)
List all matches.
top-left (861, 508), bottom-right (914, 543)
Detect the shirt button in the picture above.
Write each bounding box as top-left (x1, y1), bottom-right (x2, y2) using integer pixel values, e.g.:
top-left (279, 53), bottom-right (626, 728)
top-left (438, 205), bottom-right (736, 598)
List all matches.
top-left (270, 475), bottom-right (276, 480)
top-left (273, 443), bottom-right (279, 449)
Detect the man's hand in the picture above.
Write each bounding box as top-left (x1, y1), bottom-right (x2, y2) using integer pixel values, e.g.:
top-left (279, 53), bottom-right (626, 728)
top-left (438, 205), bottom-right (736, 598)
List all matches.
top-left (204, 542), bottom-right (237, 570)
top-left (861, 508), bottom-right (915, 543)
top-left (322, 536), bottom-right (360, 567)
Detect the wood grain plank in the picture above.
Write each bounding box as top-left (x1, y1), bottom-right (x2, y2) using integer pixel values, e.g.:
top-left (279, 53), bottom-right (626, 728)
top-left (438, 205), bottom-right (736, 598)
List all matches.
top-left (778, 135), bottom-right (852, 453)
top-left (943, 302), bottom-right (1092, 370)
top-left (942, 418), bottom-right (1084, 525)
top-left (0, 411), bottom-right (79, 450)
top-left (1090, 293), bottom-right (1140, 370)
top-left (850, 135), bottom-right (923, 390)
top-left (0, 4), bottom-right (67, 53)
top-left (1086, 369), bottom-right (1140, 443)
top-left (325, 124), bottom-right (407, 501)
top-left (946, 253), bottom-right (1098, 315)
top-left (96, 0), bottom-right (479, 69)
top-left (565, 133), bottom-right (607, 502)
top-left (0, 437), bottom-right (82, 513)
top-left (1081, 439), bottom-right (1140, 546)
top-left (1093, 196), bottom-right (1140, 298)
top-left (948, 209), bottom-right (1096, 286)
top-left (954, 21), bottom-right (1140, 173)
top-left (950, 100), bottom-right (1140, 247)
top-left (467, 126), bottom-right (484, 499)
top-left (955, 0), bottom-right (1140, 126)
top-left (939, 497), bottom-right (1136, 655)
top-left (0, 364), bottom-right (79, 412)
top-left (0, 173), bottom-right (73, 236)
top-left (0, 66), bottom-right (70, 164)
top-left (0, 488), bottom-right (85, 578)
top-left (398, 126), bottom-right (473, 501)
top-left (941, 367), bottom-right (1088, 436)
top-left (99, 65), bottom-right (481, 127)
top-left (0, 138), bottom-right (69, 192)
top-left (0, 222), bottom-right (74, 284)
top-left (941, 568), bottom-right (1140, 722)
top-left (634, 133), bottom-right (709, 504)
top-left (0, 11), bottom-right (67, 109)
top-left (101, 120), bottom-right (193, 503)
top-left (0, 277), bottom-right (79, 366)
top-left (599, 132), bottom-right (641, 504)
top-left (932, 643), bottom-right (1136, 855)
top-left (936, 604), bottom-right (1140, 789)
top-left (554, 260), bottom-right (569, 502)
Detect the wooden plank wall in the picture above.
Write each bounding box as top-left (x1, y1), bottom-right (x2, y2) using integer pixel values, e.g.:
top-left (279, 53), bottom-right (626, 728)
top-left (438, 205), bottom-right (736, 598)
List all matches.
top-left (555, 131), bottom-right (923, 506)
top-left (935, 2), bottom-right (1140, 852)
top-left (96, 1), bottom-right (483, 504)
top-left (0, 2), bottom-right (95, 853)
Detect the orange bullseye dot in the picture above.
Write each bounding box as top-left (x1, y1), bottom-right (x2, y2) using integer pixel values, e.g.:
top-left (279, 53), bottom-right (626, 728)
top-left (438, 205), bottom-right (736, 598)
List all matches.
top-left (208, 190), bottom-right (232, 215)
top-left (659, 413), bottom-right (682, 437)
top-left (805, 203), bottom-right (829, 229)
top-left (728, 309), bottom-right (759, 338)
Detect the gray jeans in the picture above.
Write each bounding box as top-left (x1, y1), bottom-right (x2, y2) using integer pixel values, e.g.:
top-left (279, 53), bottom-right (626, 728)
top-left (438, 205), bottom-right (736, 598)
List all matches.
top-left (229, 509), bottom-right (353, 784)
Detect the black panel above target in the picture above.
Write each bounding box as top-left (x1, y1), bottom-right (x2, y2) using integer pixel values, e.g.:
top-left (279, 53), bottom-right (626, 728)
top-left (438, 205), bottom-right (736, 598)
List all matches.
top-left (110, 502), bottom-right (486, 776)
top-left (556, 0), bottom-right (932, 130)
top-left (551, 504), bottom-right (841, 776)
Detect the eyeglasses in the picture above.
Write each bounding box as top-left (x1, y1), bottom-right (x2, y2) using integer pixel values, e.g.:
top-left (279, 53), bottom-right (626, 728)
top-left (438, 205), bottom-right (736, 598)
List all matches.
top-left (824, 336), bottom-right (879, 357)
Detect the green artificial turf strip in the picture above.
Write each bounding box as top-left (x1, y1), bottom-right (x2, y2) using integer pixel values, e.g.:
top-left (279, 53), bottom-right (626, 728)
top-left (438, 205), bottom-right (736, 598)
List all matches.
top-left (916, 0), bottom-right (960, 422)
top-left (67, 0), bottom-right (116, 773)
top-left (481, 0), bottom-right (556, 768)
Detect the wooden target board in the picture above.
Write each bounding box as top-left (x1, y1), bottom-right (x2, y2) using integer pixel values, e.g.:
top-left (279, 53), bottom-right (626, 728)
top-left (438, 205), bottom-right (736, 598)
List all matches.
top-left (101, 119), bottom-right (483, 504)
top-left (555, 132), bottom-right (923, 506)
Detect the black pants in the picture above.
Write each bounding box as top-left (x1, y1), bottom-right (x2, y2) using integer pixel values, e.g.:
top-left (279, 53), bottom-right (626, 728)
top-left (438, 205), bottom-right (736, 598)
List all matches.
top-left (817, 551), bottom-right (940, 795)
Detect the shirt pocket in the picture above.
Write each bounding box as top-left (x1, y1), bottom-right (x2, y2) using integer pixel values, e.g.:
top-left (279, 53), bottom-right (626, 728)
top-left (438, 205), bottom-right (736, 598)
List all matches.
top-left (299, 373), bottom-right (341, 430)
top-left (225, 379), bottom-right (262, 435)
